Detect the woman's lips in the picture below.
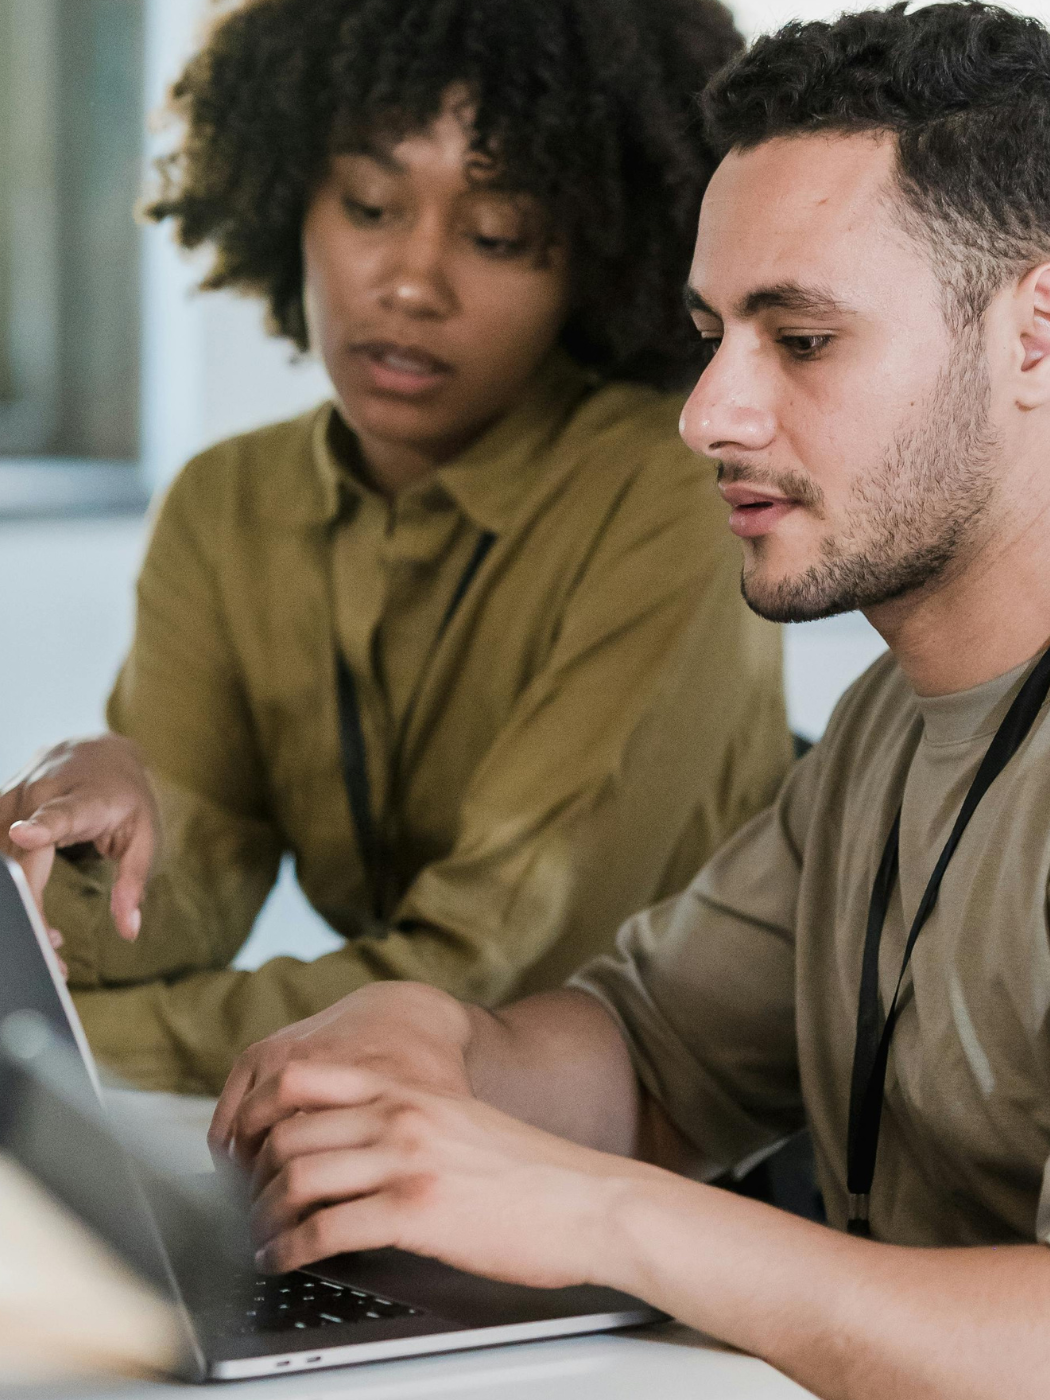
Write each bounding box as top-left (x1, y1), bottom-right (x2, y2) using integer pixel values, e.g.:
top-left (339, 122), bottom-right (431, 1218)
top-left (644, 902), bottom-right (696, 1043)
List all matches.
top-left (719, 483), bottom-right (799, 539)
top-left (352, 341), bottom-right (454, 397)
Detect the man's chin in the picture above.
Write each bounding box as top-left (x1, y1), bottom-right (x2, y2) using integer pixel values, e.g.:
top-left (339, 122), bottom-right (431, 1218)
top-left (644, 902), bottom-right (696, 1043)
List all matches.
top-left (739, 568), bottom-right (860, 625)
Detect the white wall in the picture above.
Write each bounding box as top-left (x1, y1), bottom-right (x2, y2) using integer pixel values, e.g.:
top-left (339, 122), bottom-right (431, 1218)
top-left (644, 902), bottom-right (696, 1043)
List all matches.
top-left (140, 0), bottom-right (331, 490)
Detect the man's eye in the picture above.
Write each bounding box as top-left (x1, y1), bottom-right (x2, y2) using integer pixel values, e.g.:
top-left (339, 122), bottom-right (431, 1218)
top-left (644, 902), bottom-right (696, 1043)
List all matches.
top-left (342, 198), bottom-right (385, 225)
top-left (697, 335), bottom-right (721, 369)
top-left (780, 334), bottom-right (832, 359)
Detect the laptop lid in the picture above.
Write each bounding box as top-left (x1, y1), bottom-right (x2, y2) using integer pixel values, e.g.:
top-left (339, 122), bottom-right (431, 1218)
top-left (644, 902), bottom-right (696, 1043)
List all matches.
top-left (0, 859), bottom-right (252, 1340)
top-left (0, 857), bottom-right (100, 1098)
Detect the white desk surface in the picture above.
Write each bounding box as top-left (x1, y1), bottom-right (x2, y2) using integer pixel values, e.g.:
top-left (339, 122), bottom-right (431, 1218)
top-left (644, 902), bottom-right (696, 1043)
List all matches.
top-left (3, 1326), bottom-right (814, 1400)
top-left (5, 1094), bottom-right (814, 1399)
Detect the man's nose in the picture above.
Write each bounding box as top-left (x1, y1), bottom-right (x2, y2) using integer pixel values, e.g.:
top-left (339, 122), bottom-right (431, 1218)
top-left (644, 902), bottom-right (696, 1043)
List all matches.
top-left (680, 342), bottom-right (777, 460)
top-left (377, 221), bottom-right (457, 319)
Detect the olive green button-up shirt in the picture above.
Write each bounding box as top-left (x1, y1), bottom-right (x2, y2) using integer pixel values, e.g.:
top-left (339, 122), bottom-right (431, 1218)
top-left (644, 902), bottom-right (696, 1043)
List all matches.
top-left (50, 354), bottom-right (791, 1094)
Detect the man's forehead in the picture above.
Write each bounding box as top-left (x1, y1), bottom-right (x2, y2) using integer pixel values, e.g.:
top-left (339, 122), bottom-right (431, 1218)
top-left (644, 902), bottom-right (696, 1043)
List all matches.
top-left (692, 132), bottom-right (906, 311)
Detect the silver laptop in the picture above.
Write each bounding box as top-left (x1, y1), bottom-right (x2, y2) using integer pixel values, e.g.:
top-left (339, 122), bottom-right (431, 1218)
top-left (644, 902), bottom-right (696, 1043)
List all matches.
top-left (0, 856), bottom-right (661, 1381)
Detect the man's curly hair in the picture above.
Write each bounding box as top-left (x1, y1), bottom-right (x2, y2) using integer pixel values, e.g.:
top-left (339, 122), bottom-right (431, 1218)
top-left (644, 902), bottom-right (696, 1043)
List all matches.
top-left (703, 2), bottom-right (1050, 329)
top-left (146, 0), bottom-right (742, 387)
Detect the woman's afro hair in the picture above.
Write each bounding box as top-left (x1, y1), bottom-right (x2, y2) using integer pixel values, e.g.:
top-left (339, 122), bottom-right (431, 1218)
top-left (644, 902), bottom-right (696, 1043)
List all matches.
top-left (146, 0), bottom-right (742, 387)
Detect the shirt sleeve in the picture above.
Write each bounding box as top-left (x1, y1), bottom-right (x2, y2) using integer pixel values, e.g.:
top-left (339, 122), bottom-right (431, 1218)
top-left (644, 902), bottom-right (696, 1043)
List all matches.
top-left (48, 453), bottom-right (284, 1020)
top-left (67, 456), bottom-right (791, 1097)
top-left (570, 744), bottom-right (824, 1180)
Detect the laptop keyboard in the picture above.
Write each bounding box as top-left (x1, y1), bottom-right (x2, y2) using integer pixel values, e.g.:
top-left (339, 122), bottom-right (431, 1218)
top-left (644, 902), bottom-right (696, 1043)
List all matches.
top-left (211, 1271), bottom-right (425, 1336)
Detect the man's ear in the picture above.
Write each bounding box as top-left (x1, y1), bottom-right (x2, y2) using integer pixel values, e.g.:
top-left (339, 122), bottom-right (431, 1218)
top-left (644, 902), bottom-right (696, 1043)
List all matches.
top-left (1017, 261), bottom-right (1050, 406)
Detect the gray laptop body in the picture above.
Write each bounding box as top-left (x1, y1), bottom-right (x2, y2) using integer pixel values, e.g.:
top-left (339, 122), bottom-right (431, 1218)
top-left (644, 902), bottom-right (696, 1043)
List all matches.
top-left (0, 857), bottom-right (661, 1381)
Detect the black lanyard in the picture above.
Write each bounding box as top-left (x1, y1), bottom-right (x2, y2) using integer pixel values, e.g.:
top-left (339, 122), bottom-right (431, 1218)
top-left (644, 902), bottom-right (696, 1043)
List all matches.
top-left (335, 529), bottom-right (497, 922)
top-left (846, 646), bottom-right (1050, 1237)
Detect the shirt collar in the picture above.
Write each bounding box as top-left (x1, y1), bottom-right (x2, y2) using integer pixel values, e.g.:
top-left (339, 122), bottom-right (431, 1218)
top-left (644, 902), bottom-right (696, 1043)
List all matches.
top-left (306, 350), bottom-right (593, 534)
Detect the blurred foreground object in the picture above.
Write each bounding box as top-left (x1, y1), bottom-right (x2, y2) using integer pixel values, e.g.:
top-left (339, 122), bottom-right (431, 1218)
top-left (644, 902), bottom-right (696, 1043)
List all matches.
top-left (0, 1151), bottom-right (181, 1382)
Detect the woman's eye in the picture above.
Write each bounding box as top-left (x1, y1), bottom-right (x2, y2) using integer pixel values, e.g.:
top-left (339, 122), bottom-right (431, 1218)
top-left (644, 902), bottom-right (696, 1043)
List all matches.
top-left (780, 334), bottom-right (832, 359)
top-left (342, 197), bottom-right (385, 225)
top-left (472, 233), bottom-right (527, 258)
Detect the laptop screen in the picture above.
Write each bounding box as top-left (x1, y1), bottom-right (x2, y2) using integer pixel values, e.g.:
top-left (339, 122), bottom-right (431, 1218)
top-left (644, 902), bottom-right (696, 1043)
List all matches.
top-left (0, 857), bottom-right (101, 1098)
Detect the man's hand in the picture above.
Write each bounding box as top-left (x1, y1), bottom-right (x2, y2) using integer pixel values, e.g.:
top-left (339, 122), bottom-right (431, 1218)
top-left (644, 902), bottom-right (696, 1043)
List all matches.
top-left (240, 1061), bottom-right (1050, 1400)
top-left (241, 1059), bottom-right (654, 1285)
top-left (0, 735), bottom-right (159, 941)
top-left (212, 985), bottom-right (647, 1168)
top-left (210, 983), bottom-right (479, 1165)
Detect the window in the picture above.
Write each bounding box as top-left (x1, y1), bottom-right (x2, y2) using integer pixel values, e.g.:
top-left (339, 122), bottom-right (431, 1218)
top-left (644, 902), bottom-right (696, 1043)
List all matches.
top-left (0, 0), bottom-right (144, 465)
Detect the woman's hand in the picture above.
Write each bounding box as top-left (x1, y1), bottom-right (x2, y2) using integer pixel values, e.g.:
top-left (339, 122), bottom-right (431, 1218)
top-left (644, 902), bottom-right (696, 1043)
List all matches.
top-left (0, 734), bottom-right (159, 941)
top-left (241, 1058), bottom-right (656, 1289)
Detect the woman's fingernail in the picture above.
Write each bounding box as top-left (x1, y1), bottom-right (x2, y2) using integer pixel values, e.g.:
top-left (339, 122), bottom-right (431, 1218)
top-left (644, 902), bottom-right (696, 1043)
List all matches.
top-left (48, 927), bottom-right (64, 949)
top-left (254, 1248), bottom-right (269, 1270)
top-left (127, 908), bottom-right (142, 938)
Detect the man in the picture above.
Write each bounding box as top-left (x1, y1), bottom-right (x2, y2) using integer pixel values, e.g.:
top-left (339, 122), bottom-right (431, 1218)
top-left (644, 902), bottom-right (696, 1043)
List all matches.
top-left (11, 1), bottom-right (1050, 1394)
top-left (195, 4), bottom-right (1050, 1397)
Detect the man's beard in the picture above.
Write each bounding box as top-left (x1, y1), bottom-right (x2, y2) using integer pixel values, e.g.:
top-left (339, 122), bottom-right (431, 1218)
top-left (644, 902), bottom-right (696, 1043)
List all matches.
top-left (735, 329), bottom-right (1000, 624)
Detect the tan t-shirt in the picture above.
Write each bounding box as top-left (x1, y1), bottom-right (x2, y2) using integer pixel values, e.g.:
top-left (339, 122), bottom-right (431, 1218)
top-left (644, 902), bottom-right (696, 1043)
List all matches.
top-left (575, 649), bottom-right (1050, 1247)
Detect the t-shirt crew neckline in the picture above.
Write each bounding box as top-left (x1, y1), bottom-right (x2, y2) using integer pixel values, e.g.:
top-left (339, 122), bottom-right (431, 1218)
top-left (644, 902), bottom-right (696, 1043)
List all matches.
top-left (916, 651), bottom-right (1042, 748)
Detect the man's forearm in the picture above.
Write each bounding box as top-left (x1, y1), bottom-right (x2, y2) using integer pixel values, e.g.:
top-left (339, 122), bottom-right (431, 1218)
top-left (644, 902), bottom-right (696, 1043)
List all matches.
top-left (465, 989), bottom-right (643, 1156)
top-left (604, 1171), bottom-right (1050, 1400)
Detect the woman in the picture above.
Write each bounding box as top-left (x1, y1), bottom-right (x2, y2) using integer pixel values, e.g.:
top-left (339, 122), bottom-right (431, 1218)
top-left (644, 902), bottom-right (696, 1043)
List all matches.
top-left (9, 0), bottom-right (790, 1095)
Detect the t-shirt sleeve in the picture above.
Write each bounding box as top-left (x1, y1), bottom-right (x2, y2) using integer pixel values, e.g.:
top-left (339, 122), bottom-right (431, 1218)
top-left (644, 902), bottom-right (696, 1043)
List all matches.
top-left (570, 742), bottom-right (824, 1179)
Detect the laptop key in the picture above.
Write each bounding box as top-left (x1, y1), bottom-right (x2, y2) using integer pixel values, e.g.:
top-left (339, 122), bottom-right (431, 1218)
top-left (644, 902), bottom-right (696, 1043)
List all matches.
top-left (202, 1270), bottom-right (424, 1336)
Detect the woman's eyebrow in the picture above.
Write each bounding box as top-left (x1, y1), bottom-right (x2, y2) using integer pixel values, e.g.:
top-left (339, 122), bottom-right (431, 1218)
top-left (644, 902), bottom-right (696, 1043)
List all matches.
top-left (340, 142), bottom-right (405, 174)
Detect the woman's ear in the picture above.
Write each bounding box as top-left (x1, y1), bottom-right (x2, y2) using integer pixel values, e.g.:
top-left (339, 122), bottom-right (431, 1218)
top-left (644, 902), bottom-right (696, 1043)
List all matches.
top-left (1018, 262), bottom-right (1050, 402)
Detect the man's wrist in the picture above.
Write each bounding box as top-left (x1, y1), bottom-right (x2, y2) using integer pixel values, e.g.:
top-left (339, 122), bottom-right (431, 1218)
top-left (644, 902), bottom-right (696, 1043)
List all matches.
top-left (594, 1163), bottom-right (693, 1300)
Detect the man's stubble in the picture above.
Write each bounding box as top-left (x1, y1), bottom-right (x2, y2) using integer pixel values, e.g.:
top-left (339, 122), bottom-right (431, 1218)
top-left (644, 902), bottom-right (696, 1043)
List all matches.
top-left (739, 327), bottom-right (1000, 624)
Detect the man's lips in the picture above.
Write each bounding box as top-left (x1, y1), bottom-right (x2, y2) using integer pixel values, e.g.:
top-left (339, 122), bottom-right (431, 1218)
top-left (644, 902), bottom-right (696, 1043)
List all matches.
top-left (351, 340), bottom-right (454, 396)
top-left (718, 482), bottom-right (800, 539)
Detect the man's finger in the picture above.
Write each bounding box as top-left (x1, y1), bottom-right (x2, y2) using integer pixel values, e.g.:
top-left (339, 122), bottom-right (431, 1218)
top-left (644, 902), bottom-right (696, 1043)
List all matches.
top-left (236, 1062), bottom-right (389, 1155)
top-left (256, 1196), bottom-right (399, 1275)
top-left (251, 1105), bottom-right (388, 1198)
top-left (210, 1057), bottom-right (259, 1163)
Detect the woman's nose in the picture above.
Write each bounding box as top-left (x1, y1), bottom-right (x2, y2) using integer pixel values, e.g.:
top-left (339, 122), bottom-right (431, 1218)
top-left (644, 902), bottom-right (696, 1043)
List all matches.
top-left (377, 225), bottom-right (456, 319)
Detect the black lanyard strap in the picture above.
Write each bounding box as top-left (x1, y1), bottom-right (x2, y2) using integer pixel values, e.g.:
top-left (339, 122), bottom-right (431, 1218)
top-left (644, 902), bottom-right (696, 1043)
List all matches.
top-left (846, 645), bottom-right (1050, 1237)
top-left (335, 529), bottom-right (497, 923)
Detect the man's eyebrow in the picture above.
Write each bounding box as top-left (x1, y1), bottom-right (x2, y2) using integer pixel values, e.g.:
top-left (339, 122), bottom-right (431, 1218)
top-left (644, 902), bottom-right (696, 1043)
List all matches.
top-left (738, 283), bottom-right (850, 318)
top-left (682, 285), bottom-right (718, 318)
top-left (682, 281), bottom-right (852, 321)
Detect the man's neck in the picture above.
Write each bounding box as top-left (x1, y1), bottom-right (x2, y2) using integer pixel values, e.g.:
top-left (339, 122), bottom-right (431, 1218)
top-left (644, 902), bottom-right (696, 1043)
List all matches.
top-left (865, 492), bottom-right (1050, 696)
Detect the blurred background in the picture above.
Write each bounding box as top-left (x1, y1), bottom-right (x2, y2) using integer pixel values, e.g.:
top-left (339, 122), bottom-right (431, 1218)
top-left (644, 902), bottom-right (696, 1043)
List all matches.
top-left (4, 0), bottom-right (1042, 964)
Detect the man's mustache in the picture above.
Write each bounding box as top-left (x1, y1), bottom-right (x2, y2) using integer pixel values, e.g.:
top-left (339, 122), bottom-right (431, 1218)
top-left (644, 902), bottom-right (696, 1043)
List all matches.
top-left (717, 461), bottom-right (825, 515)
